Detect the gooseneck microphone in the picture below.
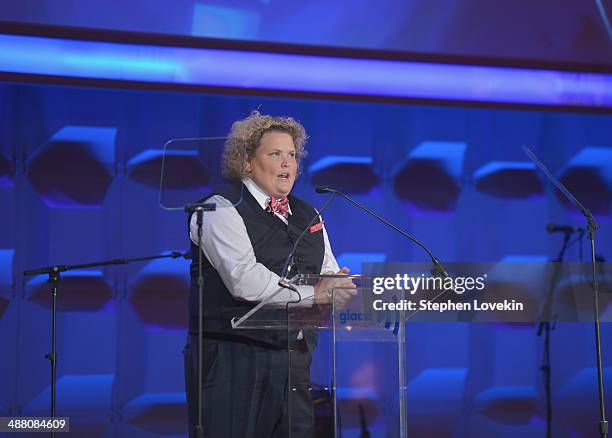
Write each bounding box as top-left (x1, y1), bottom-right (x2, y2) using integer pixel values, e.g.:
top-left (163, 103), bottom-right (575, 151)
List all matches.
top-left (315, 186), bottom-right (448, 278)
top-left (277, 191), bottom-right (337, 292)
top-left (546, 223), bottom-right (584, 234)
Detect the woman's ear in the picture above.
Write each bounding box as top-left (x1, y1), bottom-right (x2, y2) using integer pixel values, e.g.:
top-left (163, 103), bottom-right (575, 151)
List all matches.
top-left (244, 160), bottom-right (251, 175)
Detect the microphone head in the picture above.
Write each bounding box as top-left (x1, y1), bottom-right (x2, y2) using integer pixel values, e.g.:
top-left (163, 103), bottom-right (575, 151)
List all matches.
top-left (315, 186), bottom-right (337, 194)
top-left (546, 223), bottom-right (556, 233)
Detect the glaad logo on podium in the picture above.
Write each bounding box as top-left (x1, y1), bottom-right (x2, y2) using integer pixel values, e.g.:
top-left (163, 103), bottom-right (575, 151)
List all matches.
top-left (339, 308), bottom-right (372, 324)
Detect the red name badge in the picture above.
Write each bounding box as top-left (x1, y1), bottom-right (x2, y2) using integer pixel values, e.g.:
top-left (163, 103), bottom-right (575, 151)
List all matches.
top-left (309, 221), bottom-right (325, 233)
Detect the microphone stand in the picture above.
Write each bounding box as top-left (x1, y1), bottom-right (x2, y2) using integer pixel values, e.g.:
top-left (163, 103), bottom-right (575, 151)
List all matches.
top-left (358, 402), bottom-right (371, 438)
top-left (184, 202), bottom-right (216, 438)
top-left (23, 251), bottom-right (191, 438)
top-left (537, 229), bottom-right (572, 438)
top-left (316, 186), bottom-right (448, 438)
top-left (523, 146), bottom-right (608, 438)
top-left (587, 213), bottom-right (608, 438)
top-left (229, 191), bottom-right (336, 436)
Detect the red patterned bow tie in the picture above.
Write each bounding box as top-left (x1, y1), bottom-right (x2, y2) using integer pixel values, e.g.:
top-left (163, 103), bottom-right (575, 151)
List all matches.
top-left (267, 197), bottom-right (289, 218)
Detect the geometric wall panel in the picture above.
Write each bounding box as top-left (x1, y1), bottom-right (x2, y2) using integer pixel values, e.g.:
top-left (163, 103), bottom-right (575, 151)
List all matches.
top-left (0, 248), bottom-right (14, 286)
top-left (129, 257), bottom-right (190, 329)
top-left (474, 162), bottom-right (543, 199)
top-left (336, 252), bottom-right (386, 274)
top-left (555, 270), bottom-right (612, 320)
top-left (482, 260), bottom-right (548, 323)
top-left (474, 386), bottom-right (539, 424)
top-left (3, 78), bottom-right (612, 438)
top-left (24, 374), bottom-right (114, 415)
top-left (498, 256), bottom-right (549, 263)
top-left (335, 387), bottom-right (380, 429)
top-left (0, 295), bottom-right (9, 319)
top-left (393, 141), bottom-right (466, 211)
top-left (492, 257), bottom-right (549, 326)
top-left (124, 392), bottom-right (187, 435)
top-left (192, 4), bottom-right (260, 39)
top-left (557, 367), bottom-right (612, 437)
top-left (27, 126), bottom-right (116, 208)
top-left (0, 153), bottom-right (12, 187)
top-left (558, 147), bottom-right (612, 215)
top-left (406, 368), bottom-right (467, 436)
top-left (308, 156), bottom-right (380, 194)
top-left (26, 270), bottom-right (113, 311)
top-left (127, 149), bottom-right (209, 189)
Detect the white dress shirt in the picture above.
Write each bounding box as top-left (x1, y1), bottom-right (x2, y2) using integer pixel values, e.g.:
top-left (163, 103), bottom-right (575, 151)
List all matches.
top-left (189, 178), bottom-right (340, 305)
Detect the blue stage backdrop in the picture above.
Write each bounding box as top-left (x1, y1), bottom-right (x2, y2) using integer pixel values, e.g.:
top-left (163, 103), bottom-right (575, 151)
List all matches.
top-left (2, 0), bottom-right (612, 66)
top-left (1, 82), bottom-right (611, 437)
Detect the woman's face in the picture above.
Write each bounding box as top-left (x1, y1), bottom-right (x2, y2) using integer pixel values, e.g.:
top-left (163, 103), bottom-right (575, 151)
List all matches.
top-left (247, 131), bottom-right (297, 198)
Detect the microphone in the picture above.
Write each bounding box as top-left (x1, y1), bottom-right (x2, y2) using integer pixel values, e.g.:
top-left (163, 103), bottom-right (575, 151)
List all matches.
top-left (315, 186), bottom-right (448, 278)
top-left (277, 191), bottom-right (337, 292)
top-left (546, 223), bottom-right (584, 234)
top-left (358, 403), bottom-right (371, 438)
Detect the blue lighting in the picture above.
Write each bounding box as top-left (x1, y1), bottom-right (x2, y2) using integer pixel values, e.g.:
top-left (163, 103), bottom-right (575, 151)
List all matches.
top-left (336, 252), bottom-right (386, 274)
top-left (48, 126), bottom-right (116, 164)
top-left (64, 55), bottom-right (179, 74)
top-left (409, 141), bottom-right (466, 161)
top-left (0, 35), bottom-right (182, 81)
top-left (562, 147), bottom-right (612, 188)
top-left (136, 255), bottom-right (189, 278)
top-left (473, 161), bottom-right (536, 179)
top-left (408, 141), bottom-right (466, 179)
top-left (125, 392), bottom-right (186, 410)
top-left (566, 147), bottom-right (612, 167)
top-left (1, 34), bottom-right (612, 108)
top-left (26, 269), bottom-right (104, 288)
top-left (26, 374), bottom-right (114, 412)
top-left (565, 147), bottom-right (612, 179)
top-left (127, 149), bottom-right (197, 167)
top-left (474, 386), bottom-right (538, 405)
top-left (0, 249), bottom-right (14, 285)
top-left (408, 368), bottom-right (467, 407)
top-left (192, 5), bottom-right (260, 40)
top-left (335, 387), bottom-right (379, 401)
top-left (308, 155), bottom-right (373, 173)
top-left (499, 255), bottom-right (549, 263)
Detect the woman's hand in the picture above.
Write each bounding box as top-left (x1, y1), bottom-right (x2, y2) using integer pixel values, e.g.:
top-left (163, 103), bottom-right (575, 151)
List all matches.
top-left (314, 267), bottom-right (357, 307)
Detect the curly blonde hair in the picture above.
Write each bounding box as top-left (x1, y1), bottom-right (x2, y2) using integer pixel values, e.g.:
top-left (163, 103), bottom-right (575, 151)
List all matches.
top-left (222, 111), bottom-right (308, 179)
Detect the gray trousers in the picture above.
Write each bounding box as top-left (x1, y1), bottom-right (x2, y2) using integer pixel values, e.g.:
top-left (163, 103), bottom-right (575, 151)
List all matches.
top-left (184, 335), bottom-right (314, 438)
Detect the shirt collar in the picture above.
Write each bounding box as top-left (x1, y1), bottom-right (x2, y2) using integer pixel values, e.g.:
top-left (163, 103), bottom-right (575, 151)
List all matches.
top-left (242, 178), bottom-right (292, 216)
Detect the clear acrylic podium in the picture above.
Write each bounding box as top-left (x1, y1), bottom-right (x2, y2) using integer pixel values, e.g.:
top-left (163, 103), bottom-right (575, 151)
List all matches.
top-left (231, 274), bottom-right (408, 437)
